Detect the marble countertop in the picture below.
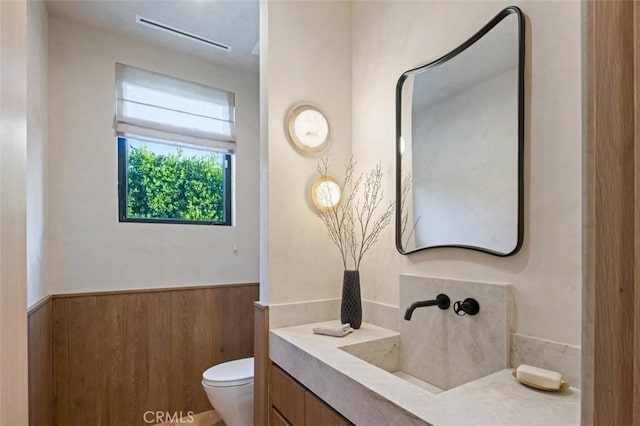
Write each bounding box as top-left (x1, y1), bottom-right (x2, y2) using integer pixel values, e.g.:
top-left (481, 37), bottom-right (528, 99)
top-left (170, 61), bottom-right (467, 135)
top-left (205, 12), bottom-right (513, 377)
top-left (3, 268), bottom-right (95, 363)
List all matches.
top-left (270, 321), bottom-right (581, 426)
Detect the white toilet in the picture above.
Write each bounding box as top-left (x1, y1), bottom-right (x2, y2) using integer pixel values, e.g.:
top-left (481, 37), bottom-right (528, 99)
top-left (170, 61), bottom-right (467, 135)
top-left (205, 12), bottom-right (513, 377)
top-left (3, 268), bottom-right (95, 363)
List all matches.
top-left (202, 357), bottom-right (254, 426)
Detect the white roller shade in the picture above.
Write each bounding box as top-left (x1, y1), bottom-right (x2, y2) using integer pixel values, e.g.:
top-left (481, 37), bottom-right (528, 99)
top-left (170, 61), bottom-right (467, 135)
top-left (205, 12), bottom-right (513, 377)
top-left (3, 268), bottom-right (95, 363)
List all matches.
top-left (115, 63), bottom-right (236, 152)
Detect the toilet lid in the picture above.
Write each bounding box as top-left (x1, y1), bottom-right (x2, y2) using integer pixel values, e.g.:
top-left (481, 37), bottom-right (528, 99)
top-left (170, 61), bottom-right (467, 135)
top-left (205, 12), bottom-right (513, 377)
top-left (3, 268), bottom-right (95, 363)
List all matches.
top-left (203, 357), bottom-right (254, 387)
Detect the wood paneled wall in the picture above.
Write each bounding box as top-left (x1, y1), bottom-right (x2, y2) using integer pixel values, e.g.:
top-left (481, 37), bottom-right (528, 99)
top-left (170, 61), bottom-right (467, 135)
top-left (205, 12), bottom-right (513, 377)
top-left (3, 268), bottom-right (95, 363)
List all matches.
top-left (253, 303), bottom-right (269, 426)
top-left (584, 0), bottom-right (639, 424)
top-left (28, 283), bottom-right (258, 426)
top-left (28, 297), bottom-right (54, 426)
top-left (635, 3), bottom-right (640, 421)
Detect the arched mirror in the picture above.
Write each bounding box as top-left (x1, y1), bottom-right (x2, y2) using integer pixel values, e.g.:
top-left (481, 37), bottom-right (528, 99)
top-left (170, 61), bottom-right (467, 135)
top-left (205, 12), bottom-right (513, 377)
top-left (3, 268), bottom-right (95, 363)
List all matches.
top-left (396, 6), bottom-right (524, 256)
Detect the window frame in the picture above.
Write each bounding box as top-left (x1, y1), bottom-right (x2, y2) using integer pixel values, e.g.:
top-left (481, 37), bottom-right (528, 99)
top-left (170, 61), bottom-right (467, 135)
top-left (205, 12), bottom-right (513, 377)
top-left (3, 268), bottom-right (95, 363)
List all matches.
top-left (117, 136), bottom-right (233, 226)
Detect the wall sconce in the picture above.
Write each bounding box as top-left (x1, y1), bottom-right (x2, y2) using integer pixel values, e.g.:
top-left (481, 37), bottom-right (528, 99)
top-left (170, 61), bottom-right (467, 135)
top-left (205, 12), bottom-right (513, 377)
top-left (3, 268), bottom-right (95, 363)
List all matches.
top-left (311, 176), bottom-right (341, 210)
top-left (286, 104), bottom-right (330, 155)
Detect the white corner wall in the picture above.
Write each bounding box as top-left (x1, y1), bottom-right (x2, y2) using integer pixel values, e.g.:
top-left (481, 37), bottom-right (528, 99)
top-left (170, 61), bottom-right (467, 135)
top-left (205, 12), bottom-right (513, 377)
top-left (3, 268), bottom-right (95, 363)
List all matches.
top-left (351, 1), bottom-right (582, 346)
top-left (48, 16), bottom-right (260, 295)
top-left (262, 0), bottom-right (352, 304)
top-left (27, 0), bottom-right (49, 307)
top-left (0, 0), bottom-right (29, 421)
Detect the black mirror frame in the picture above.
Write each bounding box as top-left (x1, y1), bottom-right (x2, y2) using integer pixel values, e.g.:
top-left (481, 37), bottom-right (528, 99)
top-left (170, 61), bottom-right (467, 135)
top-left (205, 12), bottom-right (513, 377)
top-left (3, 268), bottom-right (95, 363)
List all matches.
top-left (395, 5), bottom-right (525, 257)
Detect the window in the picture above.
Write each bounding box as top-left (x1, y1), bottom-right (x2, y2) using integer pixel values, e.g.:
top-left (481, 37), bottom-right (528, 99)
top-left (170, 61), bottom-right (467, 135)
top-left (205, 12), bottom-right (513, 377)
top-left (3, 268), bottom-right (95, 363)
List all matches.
top-left (118, 137), bottom-right (232, 224)
top-left (115, 63), bottom-right (235, 225)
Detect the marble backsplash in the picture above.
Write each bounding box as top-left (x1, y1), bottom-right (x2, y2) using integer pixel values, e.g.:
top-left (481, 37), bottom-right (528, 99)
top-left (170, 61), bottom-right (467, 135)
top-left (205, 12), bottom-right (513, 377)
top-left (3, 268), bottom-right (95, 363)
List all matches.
top-left (511, 332), bottom-right (581, 388)
top-left (270, 298), bottom-right (399, 330)
top-left (362, 299), bottom-right (400, 331)
top-left (399, 274), bottom-right (512, 390)
top-left (269, 298), bottom-right (340, 329)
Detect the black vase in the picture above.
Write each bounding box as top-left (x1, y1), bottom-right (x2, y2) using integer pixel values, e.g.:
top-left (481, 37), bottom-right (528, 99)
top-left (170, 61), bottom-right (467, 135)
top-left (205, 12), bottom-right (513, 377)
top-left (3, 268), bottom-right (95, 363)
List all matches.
top-left (341, 270), bottom-right (362, 329)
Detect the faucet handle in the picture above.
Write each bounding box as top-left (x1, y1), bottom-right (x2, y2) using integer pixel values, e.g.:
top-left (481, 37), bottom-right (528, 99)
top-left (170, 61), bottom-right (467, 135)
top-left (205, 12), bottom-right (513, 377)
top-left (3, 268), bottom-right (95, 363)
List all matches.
top-left (453, 298), bottom-right (480, 316)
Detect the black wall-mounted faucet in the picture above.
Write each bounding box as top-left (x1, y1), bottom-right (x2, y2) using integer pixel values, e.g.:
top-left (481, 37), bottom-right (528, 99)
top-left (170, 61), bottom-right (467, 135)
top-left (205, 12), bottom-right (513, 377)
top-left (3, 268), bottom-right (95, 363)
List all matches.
top-left (404, 294), bottom-right (451, 320)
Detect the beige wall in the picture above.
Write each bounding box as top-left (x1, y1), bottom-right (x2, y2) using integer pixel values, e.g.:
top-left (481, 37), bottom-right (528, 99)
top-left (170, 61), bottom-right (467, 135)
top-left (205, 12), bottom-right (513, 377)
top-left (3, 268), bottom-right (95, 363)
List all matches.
top-left (48, 16), bottom-right (260, 295)
top-left (351, 1), bottom-right (582, 345)
top-left (27, 0), bottom-right (49, 307)
top-left (262, 1), bottom-right (352, 304)
top-left (0, 0), bottom-right (29, 422)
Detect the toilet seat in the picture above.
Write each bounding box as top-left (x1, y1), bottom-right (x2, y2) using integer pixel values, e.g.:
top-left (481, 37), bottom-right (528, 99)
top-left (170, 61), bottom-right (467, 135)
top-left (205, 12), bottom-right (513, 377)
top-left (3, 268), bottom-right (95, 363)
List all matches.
top-left (202, 357), bottom-right (254, 387)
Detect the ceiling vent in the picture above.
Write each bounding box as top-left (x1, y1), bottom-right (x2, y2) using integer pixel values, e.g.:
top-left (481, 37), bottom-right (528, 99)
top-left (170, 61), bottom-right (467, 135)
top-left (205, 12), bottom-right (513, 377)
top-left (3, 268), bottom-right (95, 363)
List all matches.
top-left (135, 15), bottom-right (231, 52)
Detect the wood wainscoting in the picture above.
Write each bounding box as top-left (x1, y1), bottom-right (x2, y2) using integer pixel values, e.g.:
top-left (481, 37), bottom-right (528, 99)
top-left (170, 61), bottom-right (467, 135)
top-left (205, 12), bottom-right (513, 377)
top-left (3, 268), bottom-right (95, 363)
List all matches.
top-left (253, 302), bottom-right (269, 426)
top-left (27, 283), bottom-right (258, 426)
top-left (28, 296), bottom-right (54, 426)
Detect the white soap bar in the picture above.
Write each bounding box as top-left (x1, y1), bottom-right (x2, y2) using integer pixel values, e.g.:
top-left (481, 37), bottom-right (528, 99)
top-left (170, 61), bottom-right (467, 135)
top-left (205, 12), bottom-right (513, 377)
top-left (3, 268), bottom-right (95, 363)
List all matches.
top-left (516, 364), bottom-right (563, 390)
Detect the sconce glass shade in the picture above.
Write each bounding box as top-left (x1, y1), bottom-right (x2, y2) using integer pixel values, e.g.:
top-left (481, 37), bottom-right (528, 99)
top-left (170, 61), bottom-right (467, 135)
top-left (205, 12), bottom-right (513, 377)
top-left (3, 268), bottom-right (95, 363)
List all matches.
top-left (311, 176), bottom-right (341, 209)
top-left (287, 105), bottom-right (330, 154)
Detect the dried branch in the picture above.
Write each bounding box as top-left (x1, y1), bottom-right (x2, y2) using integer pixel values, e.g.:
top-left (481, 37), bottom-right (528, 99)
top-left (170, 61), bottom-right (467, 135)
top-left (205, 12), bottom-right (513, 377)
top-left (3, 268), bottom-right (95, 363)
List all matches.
top-left (399, 172), bottom-right (421, 248)
top-left (400, 173), bottom-right (411, 238)
top-left (314, 157), bottom-right (394, 271)
top-left (404, 216), bottom-right (420, 249)
top-left (354, 163), bottom-right (394, 270)
top-left (315, 157), bottom-right (358, 269)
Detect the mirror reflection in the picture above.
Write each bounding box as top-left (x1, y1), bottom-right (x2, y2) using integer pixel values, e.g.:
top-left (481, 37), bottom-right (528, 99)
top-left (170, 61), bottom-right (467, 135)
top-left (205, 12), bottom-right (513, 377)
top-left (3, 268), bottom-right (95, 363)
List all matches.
top-left (396, 7), bottom-right (524, 256)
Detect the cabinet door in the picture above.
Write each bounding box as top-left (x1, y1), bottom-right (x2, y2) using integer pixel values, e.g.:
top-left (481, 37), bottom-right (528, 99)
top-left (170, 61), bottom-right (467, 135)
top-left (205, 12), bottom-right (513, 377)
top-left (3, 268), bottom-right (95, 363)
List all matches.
top-left (271, 408), bottom-right (292, 426)
top-left (271, 364), bottom-right (305, 425)
top-left (304, 391), bottom-right (350, 426)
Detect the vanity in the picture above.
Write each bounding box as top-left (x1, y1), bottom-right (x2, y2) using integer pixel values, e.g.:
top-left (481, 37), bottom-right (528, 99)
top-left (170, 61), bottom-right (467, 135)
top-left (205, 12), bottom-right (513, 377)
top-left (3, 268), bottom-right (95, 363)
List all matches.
top-left (266, 272), bottom-right (581, 425)
top-left (269, 321), bottom-right (580, 426)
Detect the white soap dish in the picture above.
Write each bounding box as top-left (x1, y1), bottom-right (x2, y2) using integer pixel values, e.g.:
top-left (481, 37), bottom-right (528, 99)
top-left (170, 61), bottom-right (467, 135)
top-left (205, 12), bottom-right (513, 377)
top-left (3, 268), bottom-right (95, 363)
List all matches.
top-left (512, 365), bottom-right (570, 392)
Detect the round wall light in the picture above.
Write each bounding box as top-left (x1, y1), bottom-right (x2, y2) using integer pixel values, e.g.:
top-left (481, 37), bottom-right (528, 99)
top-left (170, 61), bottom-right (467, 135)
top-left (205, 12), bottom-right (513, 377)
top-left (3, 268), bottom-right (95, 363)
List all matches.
top-left (311, 176), bottom-right (342, 210)
top-left (287, 104), bottom-right (330, 155)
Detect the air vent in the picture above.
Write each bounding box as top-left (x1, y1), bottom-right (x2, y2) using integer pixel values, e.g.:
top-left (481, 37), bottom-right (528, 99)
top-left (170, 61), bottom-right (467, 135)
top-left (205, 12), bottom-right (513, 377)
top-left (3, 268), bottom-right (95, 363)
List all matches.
top-left (135, 15), bottom-right (231, 52)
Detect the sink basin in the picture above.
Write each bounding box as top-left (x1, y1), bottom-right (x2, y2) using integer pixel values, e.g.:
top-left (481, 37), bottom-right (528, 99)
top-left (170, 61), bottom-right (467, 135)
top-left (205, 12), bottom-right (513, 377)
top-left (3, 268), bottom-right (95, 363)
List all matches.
top-left (339, 336), bottom-right (444, 394)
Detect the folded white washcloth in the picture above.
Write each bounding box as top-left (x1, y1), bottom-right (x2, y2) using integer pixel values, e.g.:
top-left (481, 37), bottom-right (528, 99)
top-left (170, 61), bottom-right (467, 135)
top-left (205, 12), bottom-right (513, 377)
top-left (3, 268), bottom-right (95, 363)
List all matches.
top-left (312, 323), bottom-right (354, 337)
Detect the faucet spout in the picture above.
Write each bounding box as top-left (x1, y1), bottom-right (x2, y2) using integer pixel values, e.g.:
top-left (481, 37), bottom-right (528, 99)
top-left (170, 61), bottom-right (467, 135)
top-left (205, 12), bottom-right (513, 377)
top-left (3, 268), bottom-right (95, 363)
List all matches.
top-left (404, 294), bottom-right (451, 320)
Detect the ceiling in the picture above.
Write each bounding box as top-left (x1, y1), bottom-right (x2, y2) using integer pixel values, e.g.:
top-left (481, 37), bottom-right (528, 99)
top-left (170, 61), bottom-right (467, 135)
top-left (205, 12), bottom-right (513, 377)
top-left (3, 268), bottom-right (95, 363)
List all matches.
top-left (46, 0), bottom-right (259, 74)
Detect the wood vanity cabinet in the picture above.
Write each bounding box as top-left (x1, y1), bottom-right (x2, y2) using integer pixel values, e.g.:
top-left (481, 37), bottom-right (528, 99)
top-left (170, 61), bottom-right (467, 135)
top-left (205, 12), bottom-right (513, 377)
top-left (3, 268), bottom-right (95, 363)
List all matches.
top-left (270, 363), bottom-right (352, 426)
